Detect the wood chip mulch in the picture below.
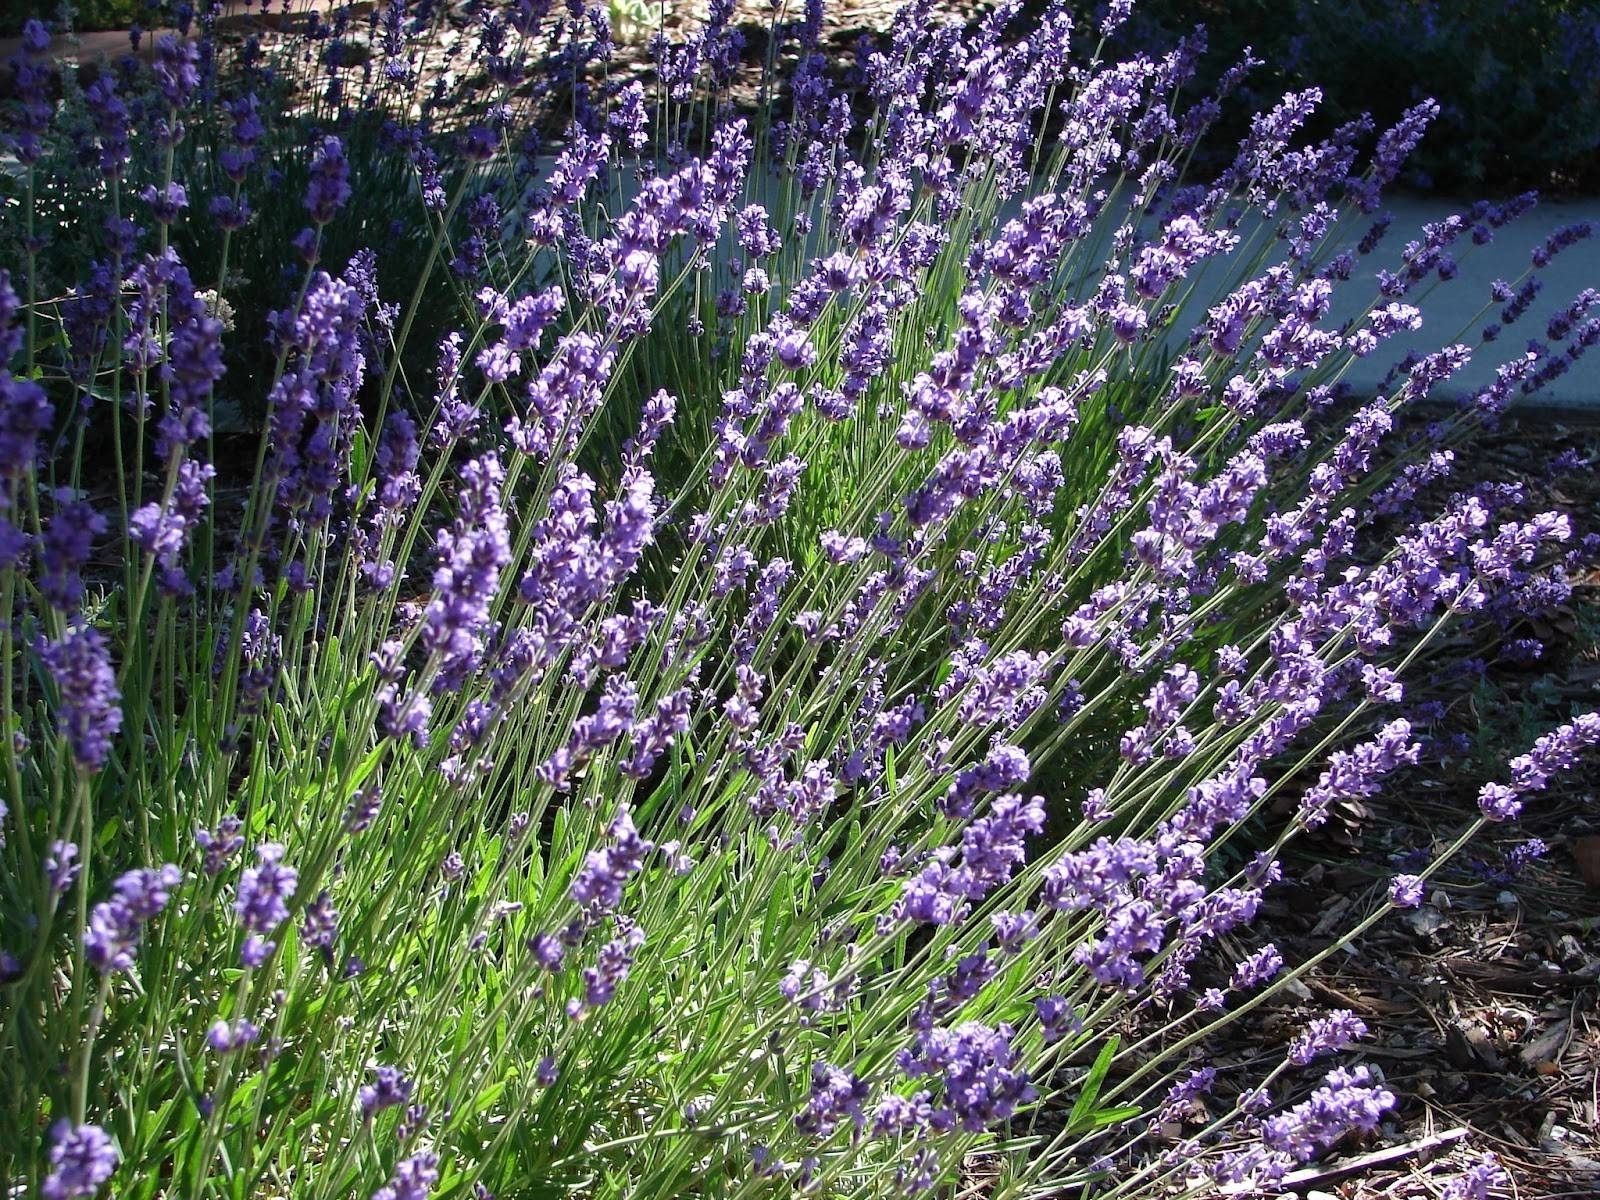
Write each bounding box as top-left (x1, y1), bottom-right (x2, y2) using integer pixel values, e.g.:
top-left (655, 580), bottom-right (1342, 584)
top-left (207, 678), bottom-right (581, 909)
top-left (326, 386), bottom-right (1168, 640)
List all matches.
top-left (1181, 413), bottom-right (1600, 1199)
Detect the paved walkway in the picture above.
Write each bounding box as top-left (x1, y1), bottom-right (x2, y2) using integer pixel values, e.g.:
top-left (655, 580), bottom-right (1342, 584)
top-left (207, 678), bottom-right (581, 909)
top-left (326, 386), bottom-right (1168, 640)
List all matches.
top-left (1307, 195), bottom-right (1598, 413)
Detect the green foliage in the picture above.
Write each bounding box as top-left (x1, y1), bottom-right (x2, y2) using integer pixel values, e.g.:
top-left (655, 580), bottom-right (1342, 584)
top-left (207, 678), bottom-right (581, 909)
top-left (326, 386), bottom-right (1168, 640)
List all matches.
top-left (1, 1), bottom-right (149, 37)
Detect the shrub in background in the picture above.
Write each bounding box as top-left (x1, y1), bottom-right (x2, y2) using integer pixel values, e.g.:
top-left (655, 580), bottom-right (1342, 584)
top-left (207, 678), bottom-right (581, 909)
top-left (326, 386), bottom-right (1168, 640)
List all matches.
top-left (0, 1), bottom-right (148, 38)
top-left (2, 2), bottom-right (1598, 1198)
top-left (1101, 0), bottom-right (1600, 194)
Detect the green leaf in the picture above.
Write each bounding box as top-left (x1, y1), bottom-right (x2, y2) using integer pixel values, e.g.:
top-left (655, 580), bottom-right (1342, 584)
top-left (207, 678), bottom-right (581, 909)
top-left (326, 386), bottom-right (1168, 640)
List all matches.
top-left (1082, 1103), bottom-right (1142, 1130)
top-left (350, 423), bottom-right (371, 484)
top-left (1065, 1036), bottom-right (1120, 1135)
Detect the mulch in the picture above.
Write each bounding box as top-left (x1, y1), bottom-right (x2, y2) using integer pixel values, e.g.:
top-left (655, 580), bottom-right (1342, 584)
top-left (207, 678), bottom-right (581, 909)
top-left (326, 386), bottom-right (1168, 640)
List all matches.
top-left (1197, 414), bottom-right (1600, 1199)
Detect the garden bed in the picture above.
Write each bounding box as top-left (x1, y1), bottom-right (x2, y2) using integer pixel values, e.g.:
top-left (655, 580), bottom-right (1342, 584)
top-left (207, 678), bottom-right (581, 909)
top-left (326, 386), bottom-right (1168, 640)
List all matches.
top-left (3, 4), bottom-right (1598, 1199)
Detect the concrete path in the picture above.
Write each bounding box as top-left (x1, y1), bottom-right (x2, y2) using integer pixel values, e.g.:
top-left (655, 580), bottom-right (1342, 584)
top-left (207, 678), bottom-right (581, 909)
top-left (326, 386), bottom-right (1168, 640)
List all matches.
top-left (1309, 194), bottom-right (1598, 412)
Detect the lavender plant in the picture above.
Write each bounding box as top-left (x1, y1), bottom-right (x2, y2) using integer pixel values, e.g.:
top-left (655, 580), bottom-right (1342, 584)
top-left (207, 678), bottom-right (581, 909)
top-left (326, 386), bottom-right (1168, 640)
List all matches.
top-left (2, 2), bottom-right (1598, 1197)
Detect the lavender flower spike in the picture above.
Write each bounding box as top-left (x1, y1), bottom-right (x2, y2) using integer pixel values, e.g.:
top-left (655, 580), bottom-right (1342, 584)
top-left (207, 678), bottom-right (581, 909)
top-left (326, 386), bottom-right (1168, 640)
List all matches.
top-left (372, 1150), bottom-right (439, 1200)
top-left (1442, 1153), bottom-right (1510, 1200)
top-left (1389, 874), bottom-right (1425, 908)
top-left (83, 865), bottom-right (183, 973)
top-left (40, 628), bottom-right (123, 772)
top-left (234, 843), bottom-right (299, 967)
top-left (570, 806), bottom-right (653, 913)
top-left (359, 1065), bottom-right (414, 1117)
top-left (305, 136), bottom-right (352, 225)
top-left (1479, 713), bottom-right (1600, 821)
top-left (42, 1121), bottom-right (119, 1199)
top-left (1287, 1010), bottom-right (1368, 1064)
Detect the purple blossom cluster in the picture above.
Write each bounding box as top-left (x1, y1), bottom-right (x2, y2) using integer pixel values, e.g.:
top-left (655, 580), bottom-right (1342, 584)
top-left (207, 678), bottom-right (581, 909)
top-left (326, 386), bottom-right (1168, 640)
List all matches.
top-left (233, 843), bottom-right (299, 967)
top-left (1214, 1065), bottom-right (1395, 1187)
top-left (42, 1121), bottom-right (119, 1200)
top-left (39, 629), bottom-right (122, 772)
top-left (1479, 713), bottom-right (1600, 821)
top-left (1288, 1010), bottom-right (1368, 1064)
top-left (84, 865), bottom-right (183, 973)
top-left (894, 794), bottom-right (1045, 926)
top-left (894, 1018), bottom-right (1038, 1133)
top-left (569, 806), bottom-right (653, 914)
top-left (263, 262), bottom-right (373, 527)
top-left (421, 453), bottom-right (511, 690)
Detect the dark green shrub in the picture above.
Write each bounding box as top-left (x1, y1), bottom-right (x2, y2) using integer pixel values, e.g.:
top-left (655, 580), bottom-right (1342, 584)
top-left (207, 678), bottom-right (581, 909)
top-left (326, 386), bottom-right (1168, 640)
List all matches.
top-left (1, 1), bottom-right (150, 37)
top-left (1101, 0), bottom-right (1600, 194)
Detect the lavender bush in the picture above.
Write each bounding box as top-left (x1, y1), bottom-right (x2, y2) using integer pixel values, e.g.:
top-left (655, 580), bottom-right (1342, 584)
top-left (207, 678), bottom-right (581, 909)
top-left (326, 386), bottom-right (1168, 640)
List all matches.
top-left (2, 1), bottom-right (1598, 1197)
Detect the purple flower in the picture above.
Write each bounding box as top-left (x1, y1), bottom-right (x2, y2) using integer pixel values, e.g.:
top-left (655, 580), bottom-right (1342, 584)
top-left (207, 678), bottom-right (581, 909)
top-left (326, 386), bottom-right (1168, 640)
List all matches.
top-left (896, 1020), bottom-right (1036, 1133)
top-left (1216, 1066), bottom-right (1396, 1186)
top-left (372, 412), bottom-right (422, 519)
top-left (948, 648), bottom-right (1052, 729)
top-left (42, 1121), bottom-right (119, 1200)
top-left (1531, 222), bottom-right (1593, 270)
top-left (1478, 714), bottom-right (1600, 823)
top-left (206, 1018), bottom-right (261, 1053)
top-left (221, 609), bottom-right (282, 719)
top-left (342, 785), bottom-right (383, 834)
top-left (528, 932), bottom-right (565, 971)
top-left (421, 453), bottom-right (510, 689)
top-left (46, 841), bottom-right (80, 893)
top-left (607, 80), bottom-right (649, 150)
top-left (128, 459), bottom-right (214, 594)
top-left (152, 35), bottom-right (200, 111)
top-left (1442, 1153), bottom-right (1509, 1200)
top-left (895, 793), bottom-right (1045, 927)
top-left (795, 1062), bottom-right (872, 1137)
top-left (1505, 839), bottom-right (1547, 875)
top-left (304, 136), bottom-right (352, 224)
top-left (736, 205), bottom-right (781, 257)
top-left (1296, 720), bottom-right (1418, 831)
top-left (3, 21), bottom-right (55, 166)
top-left (299, 890), bottom-right (340, 958)
top-left (1478, 782), bottom-right (1522, 822)
top-left (1, 370), bottom-right (54, 482)
top-left (40, 628), bottom-right (122, 771)
top-left (372, 1150), bottom-right (439, 1200)
top-left (569, 806), bottom-right (653, 913)
top-left (1034, 996), bottom-right (1080, 1043)
top-left (1262, 1065), bottom-right (1394, 1163)
top-left (263, 266), bottom-right (371, 527)
top-left (1509, 713), bottom-right (1600, 793)
top-left (1230, 944), bottom-right (1283, 991)
top-left (779, 959), bottom-right (836, 1014)
top-left (1288, 1010), bottom-right (1368, 1064)
top-left (1158, 1068), bottom-right (1217, 1124)
top-left (81, 72), bottom-right (129, 177)
top-left (872, 1090), bottom-right (933, 1135)
top-left (139, 182), bottom-right (188, 224)
top-left (577, 917), bottom-right (645, 1010)
top-left (1389, 874), bottom-right (1425, 908)
top-left (234, 843), bottom-right (298, 967)
top-left (941, 743), bottom-right (1030, 819)
top-left (507, 332), bottom-right (617, 462)
top-left (359, 1065), bottom-right (414, 1118)
top-left (990, 910), bottom-right (1039, 951)
top-left (37, 500), bottom-right (108, 612)
top-left (83, 865), bottom-right (183, 973)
